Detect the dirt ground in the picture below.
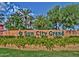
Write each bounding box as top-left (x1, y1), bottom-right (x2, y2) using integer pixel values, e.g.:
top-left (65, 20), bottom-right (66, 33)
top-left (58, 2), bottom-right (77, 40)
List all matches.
top-left (0, 44), bottom-right (79, 51)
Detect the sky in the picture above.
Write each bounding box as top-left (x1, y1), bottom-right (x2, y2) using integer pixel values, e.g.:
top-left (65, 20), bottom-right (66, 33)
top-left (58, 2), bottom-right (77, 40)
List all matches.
top-left (11, 2), bottom-right (79, 15)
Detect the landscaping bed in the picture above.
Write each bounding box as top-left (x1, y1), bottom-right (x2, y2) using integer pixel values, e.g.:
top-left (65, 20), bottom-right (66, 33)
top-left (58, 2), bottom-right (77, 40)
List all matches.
top-left (0, 36), bottom-right (79, 51)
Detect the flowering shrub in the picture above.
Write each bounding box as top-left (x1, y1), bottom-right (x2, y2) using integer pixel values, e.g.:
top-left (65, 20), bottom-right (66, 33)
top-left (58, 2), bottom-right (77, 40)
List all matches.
top-left (0, 36), bottom-right (79, 50)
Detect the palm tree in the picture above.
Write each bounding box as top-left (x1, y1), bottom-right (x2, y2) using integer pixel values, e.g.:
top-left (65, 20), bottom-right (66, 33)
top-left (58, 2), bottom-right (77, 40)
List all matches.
top-left (5, 8), bottom-right (34, 30)
top-left (18, 9), bottom-right (34, 29)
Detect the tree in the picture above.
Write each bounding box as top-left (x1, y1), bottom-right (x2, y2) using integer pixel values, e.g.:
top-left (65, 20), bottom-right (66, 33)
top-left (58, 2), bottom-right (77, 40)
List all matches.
top-left (0, 14), bottom-right (5, 23)
top-left (47, 5), bottom-right (62, 30)
top-left (5, 12), bottom-right (24, 30)
top-left (61, 4), bottom-right (79, 30)
top-left (33, 15), bottom-right (52, 30)
top-left (5, 9), bottom-right (34, 30)
top-left (47, 4), bottom-right (79, 30)
top-left (18, 9), bottom-right (34, 29)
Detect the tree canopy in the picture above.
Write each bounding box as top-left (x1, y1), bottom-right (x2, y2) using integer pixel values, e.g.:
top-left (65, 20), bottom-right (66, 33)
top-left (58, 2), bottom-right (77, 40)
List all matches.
top-left (3, 4), bottom-right (79, 30)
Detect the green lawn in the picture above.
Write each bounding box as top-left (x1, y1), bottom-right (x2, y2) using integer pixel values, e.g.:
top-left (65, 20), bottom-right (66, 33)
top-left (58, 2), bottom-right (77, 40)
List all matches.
top-left (0, 48), bottom-right (79, 57)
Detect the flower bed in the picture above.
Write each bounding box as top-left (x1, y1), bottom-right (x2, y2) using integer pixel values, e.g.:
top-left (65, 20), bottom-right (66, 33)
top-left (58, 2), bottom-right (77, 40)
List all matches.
top-left (0, 36), bottom-right (79, 51)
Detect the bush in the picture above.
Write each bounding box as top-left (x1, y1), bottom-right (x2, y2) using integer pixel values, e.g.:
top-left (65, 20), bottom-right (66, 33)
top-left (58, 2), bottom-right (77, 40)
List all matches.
top-left (0, 36), bottom-right (79, 50)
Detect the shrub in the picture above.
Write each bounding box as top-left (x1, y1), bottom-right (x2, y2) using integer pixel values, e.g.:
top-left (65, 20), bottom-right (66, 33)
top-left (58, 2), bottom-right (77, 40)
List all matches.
top-left (0, 36), bottom-right (79, 50)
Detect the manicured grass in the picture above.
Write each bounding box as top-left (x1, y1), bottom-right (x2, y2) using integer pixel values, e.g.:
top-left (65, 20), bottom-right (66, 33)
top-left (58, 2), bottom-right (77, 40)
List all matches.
top-left (0, 48), bottom-right (79, 57)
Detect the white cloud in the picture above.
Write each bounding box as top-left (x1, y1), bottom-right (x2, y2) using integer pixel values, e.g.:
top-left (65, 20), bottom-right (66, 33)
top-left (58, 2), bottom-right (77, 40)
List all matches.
top-left (29, 13), bottom-right (35, 16)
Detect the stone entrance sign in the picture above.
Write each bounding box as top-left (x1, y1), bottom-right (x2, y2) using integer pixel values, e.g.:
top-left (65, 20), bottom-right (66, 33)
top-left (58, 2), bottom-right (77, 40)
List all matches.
top-left (0, 30), bottom-right (79, 37)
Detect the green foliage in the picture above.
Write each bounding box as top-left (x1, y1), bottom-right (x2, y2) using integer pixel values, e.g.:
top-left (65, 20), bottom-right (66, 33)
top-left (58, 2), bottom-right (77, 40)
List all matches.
top-left (33, 15), bottom-right (52, 30)
top-left (5, 9), bottom-right (34, 30)
top-left (4, 4), bottom-right (79, 30)
top-left (0, 36), bottom-right (79, 50)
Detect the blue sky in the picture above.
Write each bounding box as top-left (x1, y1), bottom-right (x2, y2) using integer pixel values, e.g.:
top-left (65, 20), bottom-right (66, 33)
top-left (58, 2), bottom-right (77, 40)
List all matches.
top-left (12, 2), bottom-right (79, 15)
